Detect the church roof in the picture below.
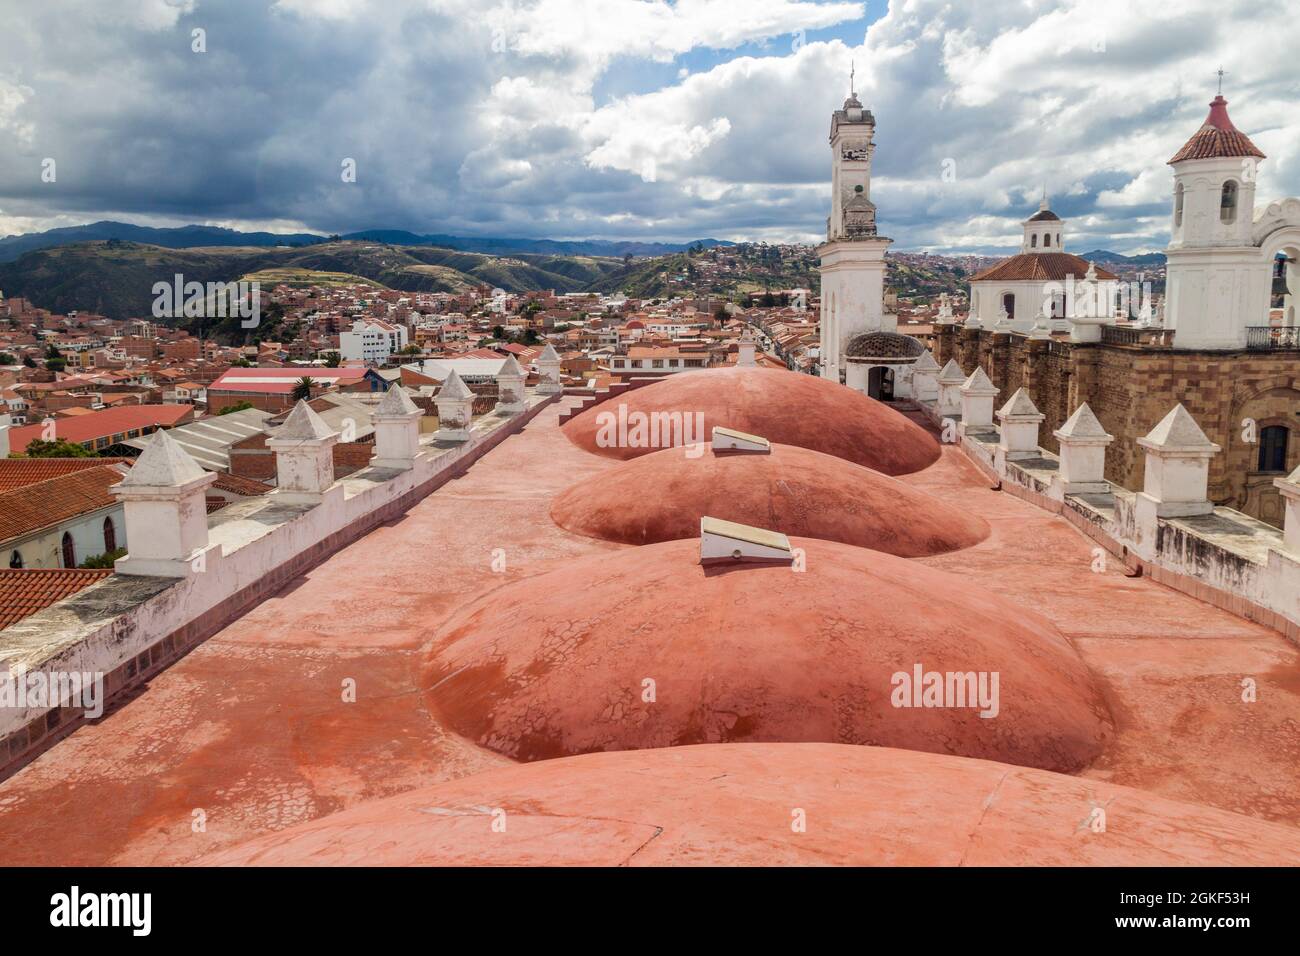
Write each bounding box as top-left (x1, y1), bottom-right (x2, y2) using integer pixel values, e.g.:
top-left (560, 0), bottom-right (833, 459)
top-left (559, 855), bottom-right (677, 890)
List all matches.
top-left (1027, 208), bottom-right (1061, 222)
top-left (971, 253), bottom-right (1118, 283)
top-left (1168, 95), bottom-right (1265, 163)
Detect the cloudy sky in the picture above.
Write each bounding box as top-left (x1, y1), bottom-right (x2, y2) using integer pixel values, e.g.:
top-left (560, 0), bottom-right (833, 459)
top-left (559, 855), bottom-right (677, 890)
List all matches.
top-left (0, 0), bottom-right (1296, 253)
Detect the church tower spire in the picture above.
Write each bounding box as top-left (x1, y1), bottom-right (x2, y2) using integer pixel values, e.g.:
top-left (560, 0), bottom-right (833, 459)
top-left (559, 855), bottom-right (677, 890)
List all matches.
top-left (817, 75), bottom-right (893, 386)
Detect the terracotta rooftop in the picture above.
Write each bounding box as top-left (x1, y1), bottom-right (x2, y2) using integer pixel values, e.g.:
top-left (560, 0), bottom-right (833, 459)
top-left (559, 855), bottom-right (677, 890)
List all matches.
top-left (0, 463), bottom-right (128, 545)
top-left (0, 384), bottom-right (1297, 866)
top-left (0, 458), bottom-right (126, 492)
top-left (970, 252), bottom-right (1119, 283)
top-left (1169, 95), bottom-right (1266, 163)
top-left (5, 404), bottom-right (192, 451)
top-left (0, 568), bottom-right (113, 630)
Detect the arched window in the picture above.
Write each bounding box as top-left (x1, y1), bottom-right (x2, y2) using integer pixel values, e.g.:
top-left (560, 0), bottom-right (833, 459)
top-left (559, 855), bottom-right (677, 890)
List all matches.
top-left (1220, 180), bottom-right (1238, 224)
top-left (1001, 292), bottom-right (1015, 319)
top-left (1043, 233), bottom-right (1051, 248)
top-left (103, 516), bottom-right (117, 553)
top-left (9, 550), bottom-right (22, 569)
top-left (1258, 426), bottom-right (1289, 473)
top-left (61, 532), bottom-right (76, 569)
top-left (1175, 182), bottom-right (1184, 226)
top-left (1031, 234), bottom-right (1038, 248)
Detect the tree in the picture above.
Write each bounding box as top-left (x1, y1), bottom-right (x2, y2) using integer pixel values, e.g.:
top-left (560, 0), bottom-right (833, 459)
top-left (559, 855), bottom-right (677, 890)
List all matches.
top-left (492, 325), bottom-right (507, 340)
top-left (291, 377), bottom-right (314, 402)
top-left (22, 355), bottom-right (36, 368)
top-left (522, 328), bottom-right (540, 345)
top-left (23, 438), bottom-right (96, 458)
top-left (0, 353), bottom-right (16, 365)
top-left (217, 401), bottom-right (254, 416)
top-left (81, 547), bottom-right (126, 569)
top-left (323, 352), bottom-right (341, 368)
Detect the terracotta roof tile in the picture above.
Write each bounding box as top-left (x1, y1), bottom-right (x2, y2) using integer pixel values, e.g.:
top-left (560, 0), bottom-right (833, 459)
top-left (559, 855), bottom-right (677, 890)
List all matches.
top-left (1168, 95), bottom-right (1265, 163)
top-left (970, 253), bottom-right (1119, 283)
top-left (0, 568), bottom-right (113, 630)
top-left (0, 464), bottom-right (127, 545)
top-left (0, 458), bottom-right (126, 492)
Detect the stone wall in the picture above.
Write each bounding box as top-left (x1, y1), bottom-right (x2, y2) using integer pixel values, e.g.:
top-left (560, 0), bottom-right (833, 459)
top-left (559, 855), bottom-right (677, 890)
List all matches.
top-left (931, 324), bottom-right (1300, 527)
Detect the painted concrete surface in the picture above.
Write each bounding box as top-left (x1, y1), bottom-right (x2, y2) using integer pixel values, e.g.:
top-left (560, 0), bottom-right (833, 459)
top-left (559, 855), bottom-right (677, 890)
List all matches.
top-left (0, 392), bottom-right (1297, 864)
top-left (551, 441), bottom-right (989, 555)
top-left (422, 536), bottom-right (1111, 771)
top-left (200, 744), bottom-right (1300, 867)
top-left (561, 366), bottom-right (941, 475)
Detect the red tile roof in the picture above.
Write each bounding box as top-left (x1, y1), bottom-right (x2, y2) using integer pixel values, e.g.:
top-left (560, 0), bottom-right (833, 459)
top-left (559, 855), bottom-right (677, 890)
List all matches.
top-left (0, 458), bottom-right (128, 492)
top-left (970, 253), bottom-right (1119, 283)
top-left (210, 472), bottom-right (273, 497)
top-left (0, 569), bottom-right (113, 630)
top-left (1169, 95), bottom-right (1265, 163)
top-left (0, 464), bottom-right (127, 545)
top-left (7, 405), bottom-right (192, 452)
top-left (209, 367), bottom-right (368, 394)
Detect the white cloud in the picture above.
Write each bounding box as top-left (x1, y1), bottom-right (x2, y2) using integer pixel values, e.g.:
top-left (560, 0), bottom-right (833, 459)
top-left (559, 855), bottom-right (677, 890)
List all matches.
top-left (0, 0), bottom-right (1297, 251)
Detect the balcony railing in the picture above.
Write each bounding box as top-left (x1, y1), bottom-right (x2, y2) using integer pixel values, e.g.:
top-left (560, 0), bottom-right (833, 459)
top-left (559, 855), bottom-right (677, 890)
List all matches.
top-left (1246, 326), bottom-right (1300, 351)
top-left (1101, 325), bottom-right (1142, 346)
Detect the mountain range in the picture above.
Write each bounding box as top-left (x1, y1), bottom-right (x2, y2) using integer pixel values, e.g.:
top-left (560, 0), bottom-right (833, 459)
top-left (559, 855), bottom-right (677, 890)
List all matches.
top-left (0, 221), bottom-right (733, 264)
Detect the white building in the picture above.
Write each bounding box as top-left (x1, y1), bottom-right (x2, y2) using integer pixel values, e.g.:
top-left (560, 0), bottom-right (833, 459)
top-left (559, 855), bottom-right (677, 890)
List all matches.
top-left (339, 318), bottom-right (408, 364)
top-left (1164, 93), bottom-right (1300, 348)
top-left (967, 197), bottom-right (1119, 334)
top-left (817, 83), bottom-right (894, 386)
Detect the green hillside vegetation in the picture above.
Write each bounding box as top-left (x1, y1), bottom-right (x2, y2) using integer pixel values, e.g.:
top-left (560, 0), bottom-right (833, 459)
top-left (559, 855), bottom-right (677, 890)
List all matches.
top-left (0, 237), bottom-right (968, 320)
top-left (0, 239), bottom-right (626, 319)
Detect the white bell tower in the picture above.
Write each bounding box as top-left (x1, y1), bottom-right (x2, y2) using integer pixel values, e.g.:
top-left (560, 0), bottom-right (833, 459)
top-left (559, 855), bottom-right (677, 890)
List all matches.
top-left (1164, 88), bottom-right (1270, 350)
top-left (818, 67), bottom-right (892, 384)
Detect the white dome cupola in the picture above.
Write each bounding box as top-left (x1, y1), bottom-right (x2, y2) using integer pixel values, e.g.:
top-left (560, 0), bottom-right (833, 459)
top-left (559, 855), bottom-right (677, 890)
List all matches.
top-left (1021, 194), bottom-right (1063, 253)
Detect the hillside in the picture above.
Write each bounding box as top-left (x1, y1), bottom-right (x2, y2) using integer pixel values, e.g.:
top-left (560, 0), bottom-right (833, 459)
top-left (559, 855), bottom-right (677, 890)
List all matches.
top-left (0, 220), bottom-right (732, 264)
top-left (0, 240), bottom-right (627, 319)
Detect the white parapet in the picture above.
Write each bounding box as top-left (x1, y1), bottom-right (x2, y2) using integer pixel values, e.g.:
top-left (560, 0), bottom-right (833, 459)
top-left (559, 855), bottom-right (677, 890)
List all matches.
top-left (371, 385), bottom-right (423, 470)
top-left (936, 359), bottom-right (966, 417)
top-left (1135, 404), bottom-right (1221, 518)
top-left (911, 350), bottom-right (940, 403)
top-left (111, 429), bottom-right (216, 577)
top-left (495, 353), bottom-right (527, 414)
top-left (536, 343), bottom-right (563, 395)
top-left (267, 400), bottom-right (340, 503)
top-left (434, 369), bottom-right (474, 442)
top-left (699, 516), bottom-right (793, 566)
top-left (1275, 466), bottom-right (1300, 555)
top-left (1053, 402), bottom-right (1114, 494)
top-left (959, 367), bottom-right (999, 430)
top-left (996, 388), bottom-right (1045, 465)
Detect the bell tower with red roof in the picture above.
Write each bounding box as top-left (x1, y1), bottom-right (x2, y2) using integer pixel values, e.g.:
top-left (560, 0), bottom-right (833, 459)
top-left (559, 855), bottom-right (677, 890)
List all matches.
top-left (1164, 84), bottom-right (1271, 349)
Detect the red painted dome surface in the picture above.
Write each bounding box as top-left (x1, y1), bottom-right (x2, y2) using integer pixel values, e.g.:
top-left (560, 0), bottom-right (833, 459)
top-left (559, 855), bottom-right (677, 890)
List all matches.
top-left (561, 366), bottom-right (940, 474)
top-left (200, 743), bottom-right (1300, 866)
top-left (550, 441), bottom-right (989, 555)
top-left (420, 537), bottom-right (1112, 772)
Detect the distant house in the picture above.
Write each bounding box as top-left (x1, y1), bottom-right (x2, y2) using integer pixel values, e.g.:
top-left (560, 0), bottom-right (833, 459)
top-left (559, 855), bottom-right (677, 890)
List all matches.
top-left (0, 459), bottom-right (131, 570)
top-left (206, 367), bottom-right (370, 413)
top-left (5, 404), bottom-right (193, 456)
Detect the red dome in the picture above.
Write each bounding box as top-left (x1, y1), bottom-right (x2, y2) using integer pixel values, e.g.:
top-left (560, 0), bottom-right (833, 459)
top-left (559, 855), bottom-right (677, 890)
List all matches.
top-left (550, 441), bottom-right (988, 556)
top-left (421, 537), bottom-right (1111, 772)
top-left (562, 366), bottom-right (940, 475)
top-left (200, 744), bottom-right (1300, 866)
